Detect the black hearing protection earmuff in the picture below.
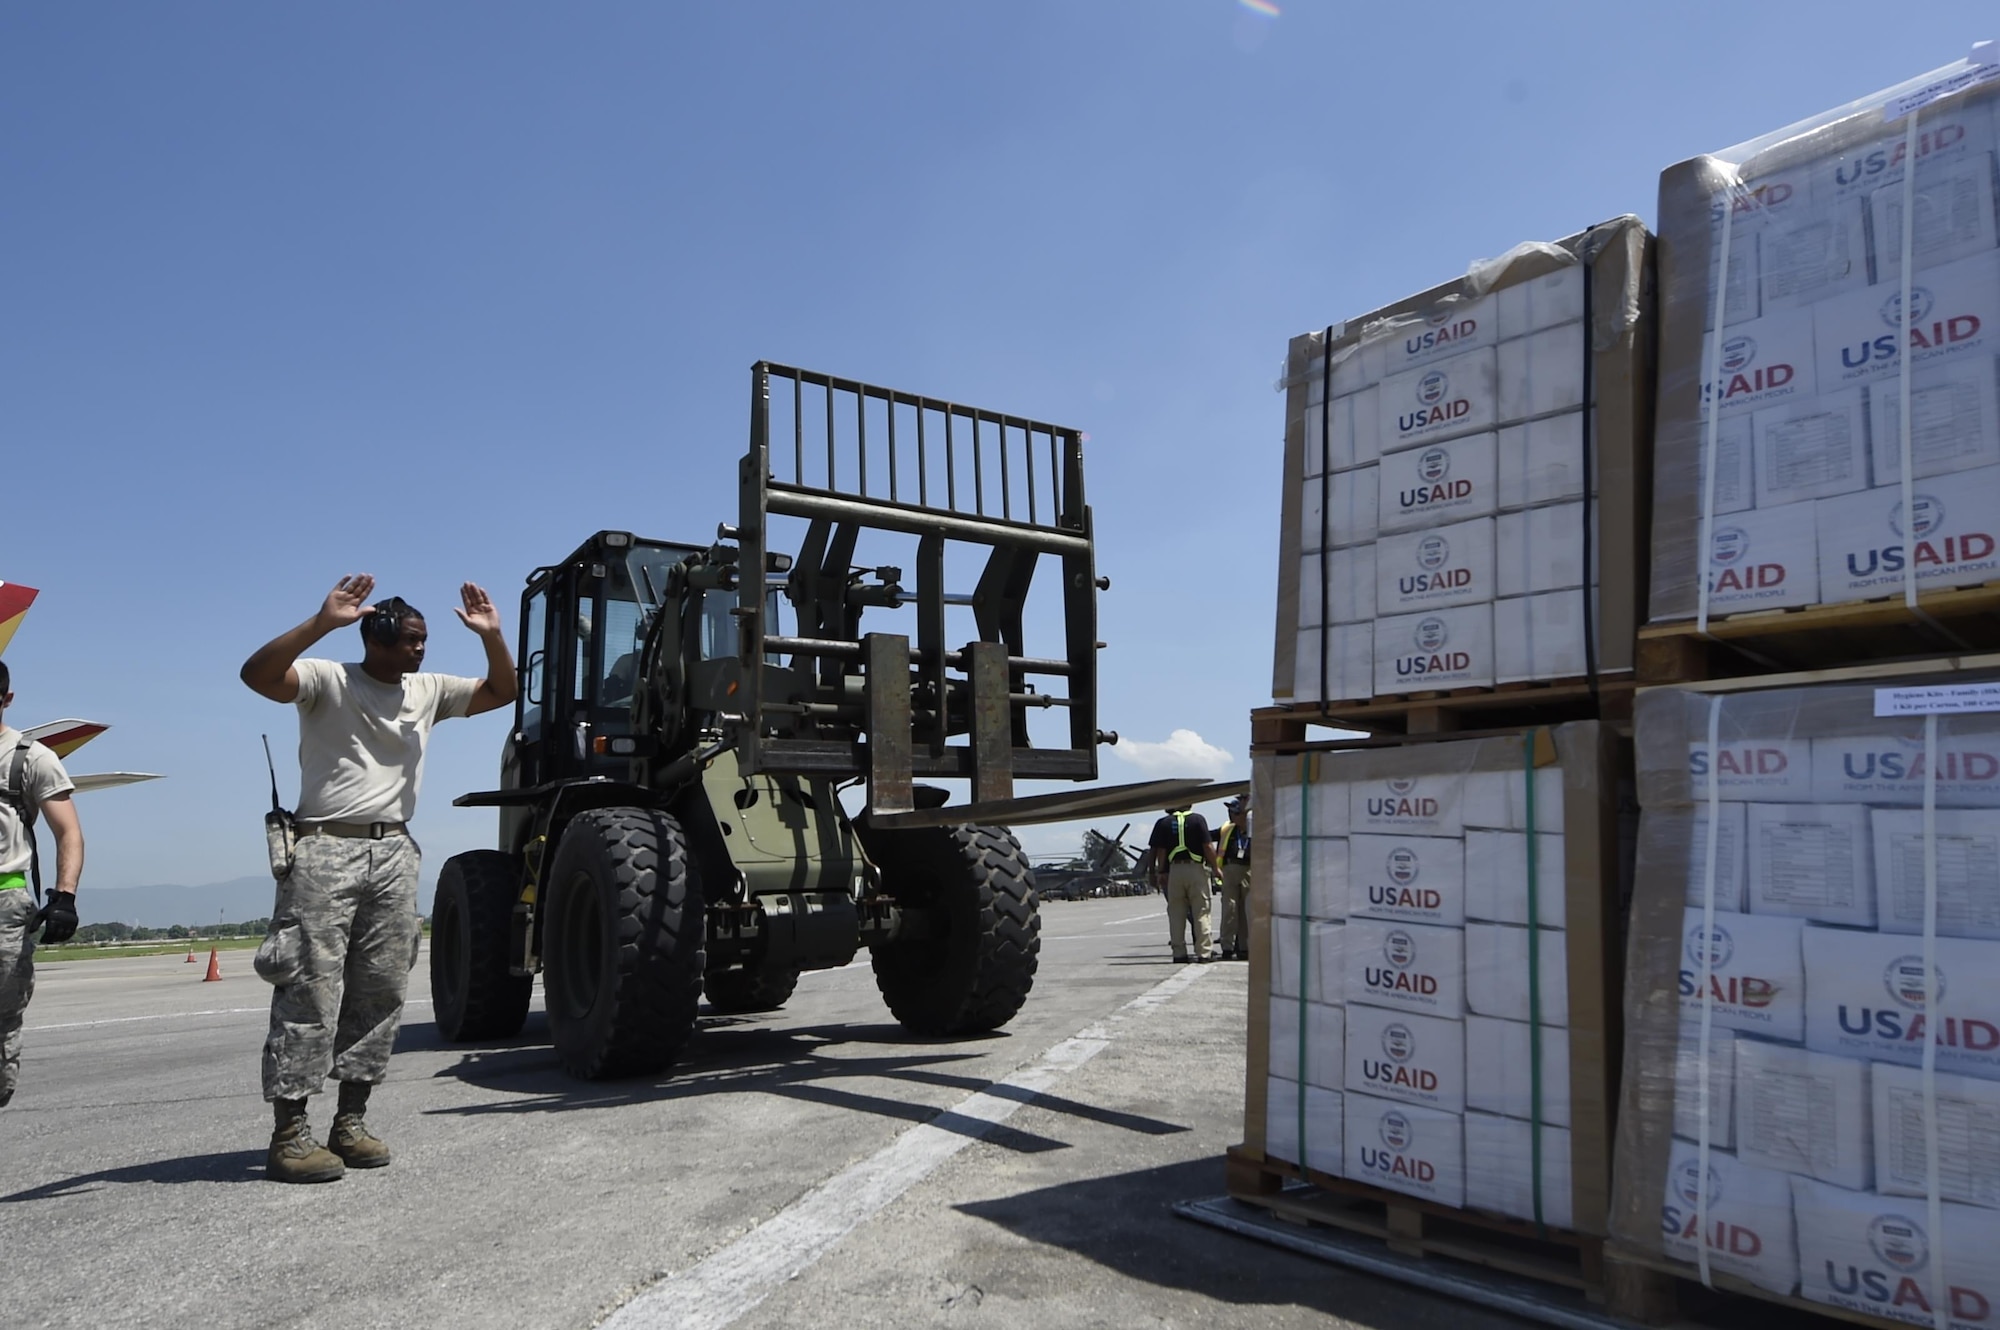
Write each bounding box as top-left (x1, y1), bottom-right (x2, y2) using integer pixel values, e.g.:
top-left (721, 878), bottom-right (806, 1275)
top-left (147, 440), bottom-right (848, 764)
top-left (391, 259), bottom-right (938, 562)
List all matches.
top-left (365, 597), bottom-right (415, 648)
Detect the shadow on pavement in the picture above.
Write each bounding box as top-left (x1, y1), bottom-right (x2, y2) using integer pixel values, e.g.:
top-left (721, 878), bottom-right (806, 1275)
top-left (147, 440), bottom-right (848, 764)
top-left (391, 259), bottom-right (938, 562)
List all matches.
top-left (2, 1149), bottom-right (265, 1202)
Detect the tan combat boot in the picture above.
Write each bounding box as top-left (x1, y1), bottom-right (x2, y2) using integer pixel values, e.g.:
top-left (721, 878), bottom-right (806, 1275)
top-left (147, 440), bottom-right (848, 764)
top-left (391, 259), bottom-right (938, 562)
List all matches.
top-left (267, 1099), bottom-right (345, 1184)
top-left (328, 1081), bottom-right (391, 1169)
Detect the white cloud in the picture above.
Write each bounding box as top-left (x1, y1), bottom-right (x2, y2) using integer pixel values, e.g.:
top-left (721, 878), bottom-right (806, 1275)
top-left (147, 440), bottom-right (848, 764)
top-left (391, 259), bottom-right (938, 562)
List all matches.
top-left (1109, 728), bottom-right (1233, 780)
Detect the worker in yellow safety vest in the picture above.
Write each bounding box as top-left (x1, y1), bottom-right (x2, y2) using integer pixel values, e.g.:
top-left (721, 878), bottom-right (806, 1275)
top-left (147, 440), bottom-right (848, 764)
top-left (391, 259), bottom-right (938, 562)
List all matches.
top-left (1147, 805), bottom-right (1218, 963)
top-left (1213, 795), bottom-right (1251, 961)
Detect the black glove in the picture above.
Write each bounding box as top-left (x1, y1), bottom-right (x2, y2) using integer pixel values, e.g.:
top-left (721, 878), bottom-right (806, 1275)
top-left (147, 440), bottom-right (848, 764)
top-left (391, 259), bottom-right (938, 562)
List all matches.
top-left (36, 892), bottom-right (79, 945)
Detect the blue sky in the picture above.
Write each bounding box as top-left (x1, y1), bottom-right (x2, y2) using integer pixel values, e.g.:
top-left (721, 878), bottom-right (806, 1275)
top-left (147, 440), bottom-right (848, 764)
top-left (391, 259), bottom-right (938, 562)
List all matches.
top-left (2, 4), bottom-right (1993, 904)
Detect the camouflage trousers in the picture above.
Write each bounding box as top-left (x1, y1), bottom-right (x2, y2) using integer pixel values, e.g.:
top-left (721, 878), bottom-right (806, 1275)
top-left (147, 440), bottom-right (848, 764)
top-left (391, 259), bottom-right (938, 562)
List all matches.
top-left (257, 832), bottom-right (422, 1102)
top-left (1217, 862), bottom-right (1251, 956)
top-left (0, 888), bottom-right (36, 1102)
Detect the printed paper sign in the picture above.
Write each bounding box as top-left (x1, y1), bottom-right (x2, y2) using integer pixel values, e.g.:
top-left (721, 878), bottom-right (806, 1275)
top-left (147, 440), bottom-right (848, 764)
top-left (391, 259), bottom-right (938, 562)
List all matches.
top-left (1876, 684), bottom-right (2000, 716)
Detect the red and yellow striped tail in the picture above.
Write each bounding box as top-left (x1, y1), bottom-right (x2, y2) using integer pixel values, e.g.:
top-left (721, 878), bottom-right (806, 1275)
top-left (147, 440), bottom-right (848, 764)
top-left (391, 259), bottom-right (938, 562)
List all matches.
top-left (0, 582), bottom-right (36, 658)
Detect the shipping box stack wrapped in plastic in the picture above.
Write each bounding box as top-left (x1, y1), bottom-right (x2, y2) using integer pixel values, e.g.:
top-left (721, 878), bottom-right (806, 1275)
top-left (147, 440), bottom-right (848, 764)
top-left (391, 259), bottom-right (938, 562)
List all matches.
top-left (1609, 680), bottom-right (2000, 1328)
top-left (1269, 218), bottom-right (1653, 721)
top-left (1644, 50), bottom-right (2000, 680)
top-left (1233, 721), bottom-right (1625, 1273)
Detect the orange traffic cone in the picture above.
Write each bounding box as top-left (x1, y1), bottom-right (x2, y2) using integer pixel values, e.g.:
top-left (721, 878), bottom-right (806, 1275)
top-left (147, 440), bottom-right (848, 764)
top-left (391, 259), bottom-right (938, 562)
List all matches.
top-left (186, 945), bottom-right (196, 963)
top-left (203, 948), bottom-right (222, 982)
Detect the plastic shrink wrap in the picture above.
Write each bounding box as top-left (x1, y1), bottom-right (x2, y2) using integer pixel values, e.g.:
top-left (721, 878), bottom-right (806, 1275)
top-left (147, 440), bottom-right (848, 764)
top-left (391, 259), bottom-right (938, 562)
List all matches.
top-left (1648, 54), bottom-right (2000, 633)
top-left (1273, 218), bottom-right (1653, 704)
top-left (1611, 677), bottom-right (2000, 1325)
top-left (1248, 722), bottom-right (1621, 1235)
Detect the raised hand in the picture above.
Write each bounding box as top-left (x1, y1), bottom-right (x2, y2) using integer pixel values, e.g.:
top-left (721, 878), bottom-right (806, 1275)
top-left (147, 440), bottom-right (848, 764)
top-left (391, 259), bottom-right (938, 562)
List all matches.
top-left (454, 582), bottom-right (504, 637)
top-left (319, 574), bottom-right (377, 629)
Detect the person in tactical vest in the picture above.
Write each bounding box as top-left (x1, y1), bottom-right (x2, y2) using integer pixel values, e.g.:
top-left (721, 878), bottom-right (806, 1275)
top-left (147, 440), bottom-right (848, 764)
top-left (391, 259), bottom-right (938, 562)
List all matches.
top-left (239, 575), bottom-right (515, 1182)
top-left (0, 660), bottom-right (86, 1108)
top-left (1213, 795), bottom-right (1252, 961)
top-left (1148, 804), bottom-right (1218, 963)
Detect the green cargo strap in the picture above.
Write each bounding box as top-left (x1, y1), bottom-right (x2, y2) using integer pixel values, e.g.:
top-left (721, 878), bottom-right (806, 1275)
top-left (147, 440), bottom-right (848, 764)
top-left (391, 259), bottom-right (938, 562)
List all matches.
top-left (0, 872), bottom-right (25, 891)
top-left (1296, 754), bottom-right (1310, 1177)
top-left (1524, 729), bottom-right (1546, 1235)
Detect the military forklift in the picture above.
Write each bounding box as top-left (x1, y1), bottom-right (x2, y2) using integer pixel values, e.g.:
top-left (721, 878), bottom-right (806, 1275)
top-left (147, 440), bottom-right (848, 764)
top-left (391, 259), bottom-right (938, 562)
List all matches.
top-left (429, 363), bottom-right (1222, 1080)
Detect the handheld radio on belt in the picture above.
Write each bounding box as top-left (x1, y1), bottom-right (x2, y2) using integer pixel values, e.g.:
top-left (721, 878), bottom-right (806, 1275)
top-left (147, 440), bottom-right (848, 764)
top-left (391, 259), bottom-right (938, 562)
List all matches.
top-left (262, 734), bottom-right (297, 880)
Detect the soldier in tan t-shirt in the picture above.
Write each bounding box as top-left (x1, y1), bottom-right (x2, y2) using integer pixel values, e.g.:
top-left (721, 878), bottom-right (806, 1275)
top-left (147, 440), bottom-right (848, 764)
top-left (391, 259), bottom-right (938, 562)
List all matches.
top-left (240, 574), bottom-right (515, 1182)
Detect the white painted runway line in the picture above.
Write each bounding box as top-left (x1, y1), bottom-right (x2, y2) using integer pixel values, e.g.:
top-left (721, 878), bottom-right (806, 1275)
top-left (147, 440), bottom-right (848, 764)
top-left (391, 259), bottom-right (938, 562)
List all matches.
top-left (596, 961), bottom-right (1215, 1330)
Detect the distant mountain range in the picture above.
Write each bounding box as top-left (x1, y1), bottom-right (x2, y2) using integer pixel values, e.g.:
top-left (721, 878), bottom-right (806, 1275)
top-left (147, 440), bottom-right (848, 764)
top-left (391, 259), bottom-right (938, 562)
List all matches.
top-left (74, 876), bottom-right (283, 927)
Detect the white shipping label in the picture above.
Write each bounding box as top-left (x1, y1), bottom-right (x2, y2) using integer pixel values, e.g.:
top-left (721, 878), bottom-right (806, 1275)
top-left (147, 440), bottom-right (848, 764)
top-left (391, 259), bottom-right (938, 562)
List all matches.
top-left (1292, 622), bottom-right (1374, 705)
top-left (1270, 836), bottom-right (1348, 922)
top-left (1495, 501), bottom-right (1590, 597)
top-left (1752, 388), bottom-right (1873, 508)
top-left (1377, 296), bottom-right (1499, 377)
top-left (1703, 500), bottom-right (1823, 613)
top-left (1344, 918), bottom-right (1464, 1018)
top-left (1304, 387), bottom-right (1382, 477)
top-left (1344, 1002), bottom-right (1466, 1113)
top-left (1463, 1112), bottom-right (1573, 1230)
top-left (1465, 1014), bottom-right (1571, 1127)
top-left (1496, 411), bottom-right (1589, 510)
top-left (1815, 465), bottom-right (2000, 605)
top-left (1373, 604), bottom-right (1495, 696)
top-left (1270, 779), bottom-right (1351, 841)
top-left (1463, 829), bottom-right (1566, 929)
top-left (1707, 231), bottom-right (1762, 331)
top-left (1700, 307), bottom-right (1818, 417)
top-left (1376, 516), bottom-right (1496, 614)
top-left (1872, 1060), bottom-right (2000, 1209)
top-left (1686, 802), bottom-right (1752, 914)
top-left (1297, 546), bottom-right (1377, 627)
top-left (1379, 433), bottom-right (1499, 533)
top-left (1271, 919), bottom-right (1346, 1004)
top-left (1677, 907), bottom-right (1807, 1042)
top-left (1696, 413), bottom-right (1757, 516)
top-left (1868, 355), bottom-right (2000, 483)
top-left (1268, 994), bottom-right (1345, 1092)
top-left (1496, 263), bottom-right (1585, 339)
top-left (1494, 591), bottom-right (1590, 685)
top-left (1689, 736), bottom-right (1815, 803)
top-left (1350, 772), bottom-right (1466, 837)
top-left (1462, 767), bottom-right (1565, 834)
top-left (1802, 925), bottom-right (2000, 1080)
top-left (1811, 731), bottom-right (2000, 807)
top-left (1871, 152), bottom-right (2000, 278)
top-left (1343, 1091), bottom-right (1465, 1208)
top-left (1732, 1041), bottom-right (1873, 1191)
top-left (1465, 922), bottom-right (1568, 1026)
top-left (1299, 463), bottom-right (1379, 552)
top-left (1265, 1077), bottom-right (1343, 1178)
top-left (1746, 802), bottom-right (1877, 927)
top-left (1673, 1025), bottom-right (1738, 1150)
top-left (1793, 1175), bottom-right (2000, 1330)
top-left (1497, 322), bottom-right (1588, 424)
top-left (1348, 833), bottom-right (1466, 928)
top-left (1814, 251), bottom-right (2000, 392)
top-left (1873, 808), bottom-right (2000, 939)
top-left (1757, 205), bottom-right (1868, 313)
top-left (1379, 347), bottom-right (1500, 453)
top-left (1659, 1141), bottom-right (1801, 1296)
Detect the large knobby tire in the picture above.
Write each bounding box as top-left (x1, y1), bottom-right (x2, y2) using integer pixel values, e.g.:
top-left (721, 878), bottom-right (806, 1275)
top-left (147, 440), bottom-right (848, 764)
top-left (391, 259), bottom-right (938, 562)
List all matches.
top-left (702, 966), bottom-right (801, 1014)
top-left (870, 824), bottom-right (1039, 1035)
top-left (542, 807), bottom-right (704, 1080)
top-left (430, 850), bottom-right (533, 1042)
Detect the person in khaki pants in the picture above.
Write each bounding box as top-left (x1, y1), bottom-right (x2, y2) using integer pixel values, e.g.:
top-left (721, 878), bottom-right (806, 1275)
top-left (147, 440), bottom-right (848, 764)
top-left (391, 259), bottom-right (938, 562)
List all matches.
top-left (1213, 795), bottom-right (1252, 961)
top-left (1147, 805), bottom-right (1218, 963)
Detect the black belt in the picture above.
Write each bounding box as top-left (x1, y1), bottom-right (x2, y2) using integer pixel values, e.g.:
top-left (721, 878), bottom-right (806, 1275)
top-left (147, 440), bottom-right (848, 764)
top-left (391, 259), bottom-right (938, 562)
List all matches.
top-left (297, 820), bottom-right (408, 840)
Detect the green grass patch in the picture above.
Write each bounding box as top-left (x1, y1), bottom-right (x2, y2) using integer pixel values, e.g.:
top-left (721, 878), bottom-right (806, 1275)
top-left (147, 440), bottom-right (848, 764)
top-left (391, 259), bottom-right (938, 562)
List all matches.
top-left (38, 936), bottom-right (266, 964)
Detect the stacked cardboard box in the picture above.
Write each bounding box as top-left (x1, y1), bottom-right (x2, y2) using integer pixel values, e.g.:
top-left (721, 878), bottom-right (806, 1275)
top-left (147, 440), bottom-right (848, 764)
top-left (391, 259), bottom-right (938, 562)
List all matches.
top-left (1274, 219), bottom-right (1653, 704)
top-left (1250, 723), bottom-right (1619, 1235)
top-left (1649, 67), bottom-right (2000, 625)
top-left (1610, 681), bottom-right (2000, 1323)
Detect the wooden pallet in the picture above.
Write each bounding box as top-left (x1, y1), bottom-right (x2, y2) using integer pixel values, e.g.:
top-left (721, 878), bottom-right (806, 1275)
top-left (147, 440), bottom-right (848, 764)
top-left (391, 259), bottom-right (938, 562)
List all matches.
top-left (1226, 1146), bottom-right (1608, 1296)
top-left (1638, 583), bottom-right (2000, 685)
top-left (1254, 678), bottom-right (1635, 745)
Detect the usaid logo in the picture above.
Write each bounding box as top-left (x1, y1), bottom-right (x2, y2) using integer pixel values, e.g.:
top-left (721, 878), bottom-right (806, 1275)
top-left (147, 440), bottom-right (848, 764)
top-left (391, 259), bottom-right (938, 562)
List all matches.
top-left (1417, 448), bottom-right (1451, 484)
top-left (1686, 923), bottom-right (1734, 971)
top-left (1386, 846), bottom-right (1419, 886)
top-left (1712, 525), bottom-right (1749, 567)
top-left (1413, 617), bottom-right (1448, 652)
top-left (1384, 929), bottom-right (1417, 967)
top-left (1417, 370), bottom-right (1449, 407)
top-left (1387, 778), bottom-right (1417, 797)
top-left (1670, 1156), bottom-right (1721, 1209)
top-left (1886, 494), bottom-right (1945, 539)
top-left (1379, 1110), bottom-right (1415, 1151)
top-left (1867, 1213), bottom-right (1930, 1274)
top-left (1881, 286), bottom-right (1936, 330)
top-left (1885, 956), bottom-right (1946, 1010)
top-left (1719, 336), bottom-right (1757, 374)
top-left (1381, 1023), bottom-right (1417, 1062)
top-left (1416, 535), bottom-right (1451, 571)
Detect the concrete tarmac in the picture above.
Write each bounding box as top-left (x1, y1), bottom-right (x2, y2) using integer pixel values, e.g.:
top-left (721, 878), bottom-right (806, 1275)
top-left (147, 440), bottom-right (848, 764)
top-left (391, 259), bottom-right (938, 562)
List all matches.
top-left (0, 897), bottom-right (1529, 1330)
